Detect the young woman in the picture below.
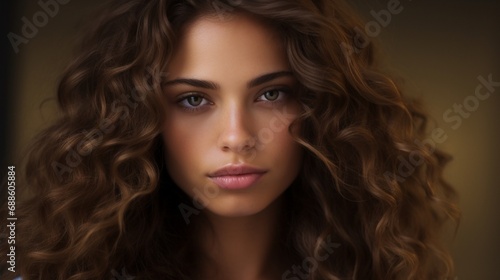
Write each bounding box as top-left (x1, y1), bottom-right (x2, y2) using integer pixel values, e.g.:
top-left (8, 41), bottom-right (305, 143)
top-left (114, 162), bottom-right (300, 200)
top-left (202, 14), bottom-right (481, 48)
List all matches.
top-left (1, 0), bottom-right (459, 279)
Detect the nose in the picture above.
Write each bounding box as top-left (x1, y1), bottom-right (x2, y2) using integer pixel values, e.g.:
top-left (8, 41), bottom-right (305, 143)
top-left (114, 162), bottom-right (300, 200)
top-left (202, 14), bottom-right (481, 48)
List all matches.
top-left (217, 102), bottom-right (256, 153)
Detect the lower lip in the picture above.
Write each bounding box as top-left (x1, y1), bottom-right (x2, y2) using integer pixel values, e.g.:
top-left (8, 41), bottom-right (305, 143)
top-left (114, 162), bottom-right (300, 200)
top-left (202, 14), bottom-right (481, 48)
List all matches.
top-left (209, 173), bottom-right (265, 190)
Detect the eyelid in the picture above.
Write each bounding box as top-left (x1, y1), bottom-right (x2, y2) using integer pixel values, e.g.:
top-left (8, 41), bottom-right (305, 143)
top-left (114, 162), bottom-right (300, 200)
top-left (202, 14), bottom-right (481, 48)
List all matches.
top-left (173, 85), bottom-right (293, 112)
top-left (255, 86), bottom-right (292, 101)
top-left (176, 91), bottom-right (208, 100)
top-left (176, 92), bottom-right (213, 112)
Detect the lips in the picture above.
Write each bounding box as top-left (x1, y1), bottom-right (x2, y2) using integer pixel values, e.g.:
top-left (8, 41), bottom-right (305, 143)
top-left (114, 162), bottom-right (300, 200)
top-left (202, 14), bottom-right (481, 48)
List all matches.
top-left (208, 164), bottom-right (267, 190)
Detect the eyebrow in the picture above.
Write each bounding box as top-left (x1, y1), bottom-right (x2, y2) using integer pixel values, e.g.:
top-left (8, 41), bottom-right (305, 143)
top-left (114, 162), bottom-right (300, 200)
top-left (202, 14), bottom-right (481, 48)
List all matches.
top-left (163, 71), bottom-right (294, 90)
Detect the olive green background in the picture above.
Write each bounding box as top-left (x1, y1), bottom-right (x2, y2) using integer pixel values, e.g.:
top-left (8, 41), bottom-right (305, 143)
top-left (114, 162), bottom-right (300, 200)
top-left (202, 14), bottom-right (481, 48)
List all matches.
top-left (4, 1), bottom-right (500, 279)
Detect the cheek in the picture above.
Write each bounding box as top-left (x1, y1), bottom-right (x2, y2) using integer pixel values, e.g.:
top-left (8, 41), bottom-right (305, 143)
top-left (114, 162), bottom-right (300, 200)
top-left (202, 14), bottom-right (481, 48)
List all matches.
top-left (255, 106), bottom-right (303, 165)
top-left (163, 113), bottom-right (212, 154)
top-left (271, 128), bottom-right (302, 168)
top-left (259, 103), bottom-right (301, 143)
top-left (161, 116), bottom-right (209, 180)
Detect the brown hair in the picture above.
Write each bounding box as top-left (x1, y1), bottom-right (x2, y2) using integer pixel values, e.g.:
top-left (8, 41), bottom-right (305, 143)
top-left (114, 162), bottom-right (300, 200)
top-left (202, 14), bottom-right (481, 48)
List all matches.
top-left (0, 0), bottom-right (459, 279)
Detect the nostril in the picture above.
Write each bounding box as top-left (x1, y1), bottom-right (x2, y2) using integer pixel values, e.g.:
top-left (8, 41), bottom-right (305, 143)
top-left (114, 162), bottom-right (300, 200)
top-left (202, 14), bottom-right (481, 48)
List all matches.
top-left (217, 111), bottom-right (256, 153)
top-left (219, 133), bottom-right (257, 153)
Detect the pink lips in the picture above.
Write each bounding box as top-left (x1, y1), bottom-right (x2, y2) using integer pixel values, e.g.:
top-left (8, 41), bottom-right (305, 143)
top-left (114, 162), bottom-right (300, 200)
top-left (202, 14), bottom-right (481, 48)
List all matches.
top-left (208, 164), bottom-right (267, 190)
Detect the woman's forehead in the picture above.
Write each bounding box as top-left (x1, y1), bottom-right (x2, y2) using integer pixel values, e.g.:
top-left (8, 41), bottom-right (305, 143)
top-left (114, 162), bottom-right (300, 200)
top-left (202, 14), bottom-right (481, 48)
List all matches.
top-left (167, 13), bottom-right (289, 85)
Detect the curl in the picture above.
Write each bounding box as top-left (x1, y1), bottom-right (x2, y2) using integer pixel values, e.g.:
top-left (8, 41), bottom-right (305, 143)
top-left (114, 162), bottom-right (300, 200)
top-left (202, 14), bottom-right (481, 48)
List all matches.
top-left (0, 1), bottom-right (459, 279)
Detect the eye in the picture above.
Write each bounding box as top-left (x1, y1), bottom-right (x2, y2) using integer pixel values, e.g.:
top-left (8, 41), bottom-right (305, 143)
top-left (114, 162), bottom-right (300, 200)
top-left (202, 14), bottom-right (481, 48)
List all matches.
top-left (257, 89), bottom-right (288, 102)
top-left (185, 95), bottom-right (204, 106)
top-left (177, 93), bottom-right (212, 112)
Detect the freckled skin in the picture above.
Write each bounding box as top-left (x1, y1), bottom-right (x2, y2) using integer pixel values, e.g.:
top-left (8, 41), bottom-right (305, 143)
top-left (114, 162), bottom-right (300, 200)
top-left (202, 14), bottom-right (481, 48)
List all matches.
top-left (161, 13), bottom-right (303, 218)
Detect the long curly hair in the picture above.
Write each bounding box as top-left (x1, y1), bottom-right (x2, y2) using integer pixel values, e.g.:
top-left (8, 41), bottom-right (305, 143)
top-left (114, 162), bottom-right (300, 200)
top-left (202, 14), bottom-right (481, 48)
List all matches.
top-left (0, 0), bottom-right (459, 279)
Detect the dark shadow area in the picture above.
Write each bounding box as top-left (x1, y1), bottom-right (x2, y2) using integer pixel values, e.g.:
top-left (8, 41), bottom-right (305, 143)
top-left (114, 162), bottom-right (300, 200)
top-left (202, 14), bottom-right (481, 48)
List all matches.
top-left (0, 1), bottom-right (18, 169)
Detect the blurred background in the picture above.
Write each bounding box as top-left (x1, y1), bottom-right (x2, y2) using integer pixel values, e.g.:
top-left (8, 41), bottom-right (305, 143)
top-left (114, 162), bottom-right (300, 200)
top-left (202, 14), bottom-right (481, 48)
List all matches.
top-left (2, 0), bottom-right (499, 279)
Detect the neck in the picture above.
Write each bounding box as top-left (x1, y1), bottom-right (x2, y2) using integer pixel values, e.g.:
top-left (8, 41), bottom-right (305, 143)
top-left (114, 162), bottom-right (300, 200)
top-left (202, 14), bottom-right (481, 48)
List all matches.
top-left (194, 196), bottom-right (290, 280)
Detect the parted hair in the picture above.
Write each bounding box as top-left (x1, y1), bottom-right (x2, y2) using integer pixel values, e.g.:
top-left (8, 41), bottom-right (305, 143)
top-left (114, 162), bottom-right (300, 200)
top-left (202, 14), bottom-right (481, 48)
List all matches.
top-left (0, 0), bottom-right (459, 279)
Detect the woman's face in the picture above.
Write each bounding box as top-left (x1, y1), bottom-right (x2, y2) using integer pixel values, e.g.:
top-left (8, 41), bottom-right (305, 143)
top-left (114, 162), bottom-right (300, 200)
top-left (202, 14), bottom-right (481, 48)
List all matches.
top-left (161, 13), bottom-right (303, 218)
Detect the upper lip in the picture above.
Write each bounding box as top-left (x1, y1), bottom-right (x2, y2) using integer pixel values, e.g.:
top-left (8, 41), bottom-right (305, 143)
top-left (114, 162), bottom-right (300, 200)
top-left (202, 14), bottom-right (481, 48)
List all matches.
top-left (208, 164), bottom-right (268, 177)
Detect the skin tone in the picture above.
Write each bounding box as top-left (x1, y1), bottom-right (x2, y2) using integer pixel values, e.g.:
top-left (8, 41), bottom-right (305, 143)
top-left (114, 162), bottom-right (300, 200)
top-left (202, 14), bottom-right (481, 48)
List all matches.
top-left (161, 13), bottom-right (303, 280)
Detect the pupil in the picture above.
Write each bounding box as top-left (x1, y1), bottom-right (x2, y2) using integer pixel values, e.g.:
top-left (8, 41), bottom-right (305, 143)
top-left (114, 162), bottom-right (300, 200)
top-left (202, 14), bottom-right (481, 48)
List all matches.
top-left (189, 96), bottom-right (201, 106)
top-left (266, 91), bottom-right (278, 100)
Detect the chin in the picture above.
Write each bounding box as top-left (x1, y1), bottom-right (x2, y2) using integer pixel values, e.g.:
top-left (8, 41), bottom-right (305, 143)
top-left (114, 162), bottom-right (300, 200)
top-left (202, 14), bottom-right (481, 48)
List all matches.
top-left (204, 196), bottom-right (277, 218)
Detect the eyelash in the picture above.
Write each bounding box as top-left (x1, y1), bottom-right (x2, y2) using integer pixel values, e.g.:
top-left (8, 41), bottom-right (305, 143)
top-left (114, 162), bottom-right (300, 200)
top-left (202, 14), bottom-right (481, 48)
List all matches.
top-left (176, 93), bottom-right (213, 112)
top-left (176, 87), bottom-right (291, 112)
